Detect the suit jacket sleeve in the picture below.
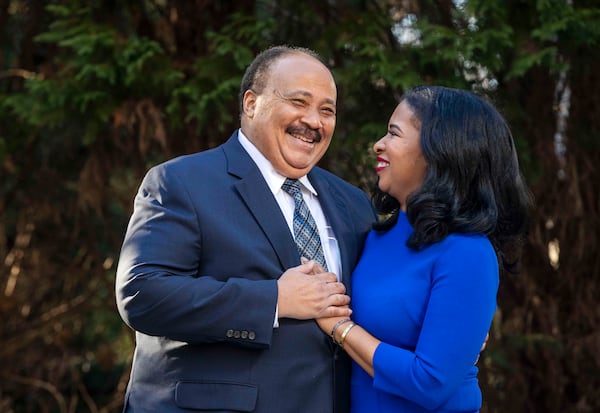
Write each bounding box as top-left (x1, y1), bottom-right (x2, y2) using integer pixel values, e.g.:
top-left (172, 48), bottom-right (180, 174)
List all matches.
top-left (115, 159), bottom-right (278, 349)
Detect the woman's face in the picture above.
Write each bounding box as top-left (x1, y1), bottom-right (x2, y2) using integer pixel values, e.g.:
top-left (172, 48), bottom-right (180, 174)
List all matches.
top-left (373, 100), bottom-right (428, 210)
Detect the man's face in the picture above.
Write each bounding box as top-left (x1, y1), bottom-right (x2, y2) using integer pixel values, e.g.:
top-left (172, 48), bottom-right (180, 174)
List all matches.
top-left (241, 53), bottom-right (337, 179)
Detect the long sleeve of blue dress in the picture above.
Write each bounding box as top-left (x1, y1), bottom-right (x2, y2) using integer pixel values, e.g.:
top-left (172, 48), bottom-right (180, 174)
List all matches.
top-left (350, 211), bottom-right (499, 413)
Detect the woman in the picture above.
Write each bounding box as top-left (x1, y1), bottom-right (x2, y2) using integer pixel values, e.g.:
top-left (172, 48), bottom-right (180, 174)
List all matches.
top-left (318, 85), bottom-right (531, 412)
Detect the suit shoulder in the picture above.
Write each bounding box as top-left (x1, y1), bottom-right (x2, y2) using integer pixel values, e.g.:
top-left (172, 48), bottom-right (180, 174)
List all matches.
top-left (150, 145), bottom-right (225, 174)
top-left (312, 167), bottom-right (367, 197)
top-left (311, 167), bottom-right (375, 221)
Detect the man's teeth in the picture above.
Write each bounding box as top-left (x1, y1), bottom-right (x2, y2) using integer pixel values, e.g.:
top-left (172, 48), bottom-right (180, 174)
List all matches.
top-left (293, 134), bottom-right (314, 143)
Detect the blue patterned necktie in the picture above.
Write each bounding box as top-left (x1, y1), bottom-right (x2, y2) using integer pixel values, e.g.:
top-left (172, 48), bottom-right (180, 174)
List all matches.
top-left (281, 178), bottom-right (328, 270)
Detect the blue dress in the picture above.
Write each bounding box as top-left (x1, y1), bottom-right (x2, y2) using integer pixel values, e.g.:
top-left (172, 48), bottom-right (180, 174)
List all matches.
top-left (350, 211), bottom-right (499, 412)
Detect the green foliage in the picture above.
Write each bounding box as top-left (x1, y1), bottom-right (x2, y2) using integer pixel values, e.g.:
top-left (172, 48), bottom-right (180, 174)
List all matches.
top-left (166, 12), bottom-right (272, 133)
top-left (508, 2), bottom-right (600, 78)
top-left (2, 3), bottom-right (182, 146)
top-left (509, 46), bottom-right (559, 79)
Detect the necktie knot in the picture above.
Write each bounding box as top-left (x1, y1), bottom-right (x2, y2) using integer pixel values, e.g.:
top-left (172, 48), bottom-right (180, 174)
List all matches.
top-left (281, 178), bottom-right (302, 199)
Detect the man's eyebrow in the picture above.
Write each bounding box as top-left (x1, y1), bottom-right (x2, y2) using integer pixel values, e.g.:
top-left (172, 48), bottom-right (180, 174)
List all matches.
top-left (283, 90), bottom-right (336, 106)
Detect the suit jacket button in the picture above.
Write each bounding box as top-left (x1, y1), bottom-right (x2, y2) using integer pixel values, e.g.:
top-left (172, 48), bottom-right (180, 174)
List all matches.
top-left (233, 330), bottom-right (241, 338)
top-left (226, 329), bottom-right (234, 338)
top-left (241, 330), bottom-right (249, 339)
top-left (248, 331), bottom-right (256, 340)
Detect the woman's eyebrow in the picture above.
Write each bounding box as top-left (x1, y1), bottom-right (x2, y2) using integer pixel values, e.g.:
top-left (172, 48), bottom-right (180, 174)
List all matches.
top-left (389, 123), bottom-right (402, 133)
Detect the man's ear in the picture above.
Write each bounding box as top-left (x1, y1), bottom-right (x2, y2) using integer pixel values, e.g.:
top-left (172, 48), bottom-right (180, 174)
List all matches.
top-left (242, 90), bottom-right (257, 118)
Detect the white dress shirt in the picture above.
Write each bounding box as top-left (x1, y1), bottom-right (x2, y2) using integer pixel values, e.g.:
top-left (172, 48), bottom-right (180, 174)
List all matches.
top-left (238, 130), bottom-right (342, 327)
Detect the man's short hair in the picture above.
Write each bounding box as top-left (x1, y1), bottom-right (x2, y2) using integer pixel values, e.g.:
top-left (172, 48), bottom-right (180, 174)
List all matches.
top-left (238, 45), bottom-right (326, 114)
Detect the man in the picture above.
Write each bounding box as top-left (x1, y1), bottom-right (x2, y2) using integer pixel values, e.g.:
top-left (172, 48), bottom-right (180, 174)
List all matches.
top-left (115, 46), bottom-right (376, 412)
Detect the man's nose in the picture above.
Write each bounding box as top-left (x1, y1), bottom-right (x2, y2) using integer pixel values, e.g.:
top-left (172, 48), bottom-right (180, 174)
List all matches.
top-left (301, 108), bottom-right (323, 129)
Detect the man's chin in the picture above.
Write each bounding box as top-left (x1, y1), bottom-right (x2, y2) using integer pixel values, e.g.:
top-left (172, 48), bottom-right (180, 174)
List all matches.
top-left (276, 163), bottom-right (314, 179)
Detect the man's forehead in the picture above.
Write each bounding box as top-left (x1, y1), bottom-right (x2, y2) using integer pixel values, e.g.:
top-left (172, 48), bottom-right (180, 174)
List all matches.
top-left (270, 54), bottom-right (333, 80)
top-left (263, 55), bottom-right (336, 98)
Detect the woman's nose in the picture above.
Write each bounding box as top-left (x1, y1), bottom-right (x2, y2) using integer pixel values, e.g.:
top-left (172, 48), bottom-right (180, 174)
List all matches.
top-left (373, 137), bottom-right (385, 154)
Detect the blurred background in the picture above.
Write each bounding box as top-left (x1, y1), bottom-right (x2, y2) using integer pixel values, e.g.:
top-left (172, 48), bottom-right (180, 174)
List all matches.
top-left (1, 1), bottom-right (598, 412)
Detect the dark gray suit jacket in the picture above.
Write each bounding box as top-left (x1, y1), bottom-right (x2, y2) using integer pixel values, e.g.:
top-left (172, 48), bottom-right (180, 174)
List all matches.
top-left (115, 131), bottom-right (376, 412)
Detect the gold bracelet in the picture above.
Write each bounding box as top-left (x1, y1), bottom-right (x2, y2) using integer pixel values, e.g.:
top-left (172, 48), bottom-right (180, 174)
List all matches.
top-left (338, 322), bottom-right (356, 348)
top-left (330, 318), bottom-right (351, 341)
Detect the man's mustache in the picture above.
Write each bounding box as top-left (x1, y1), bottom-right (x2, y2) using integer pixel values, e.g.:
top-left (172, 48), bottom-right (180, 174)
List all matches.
top-left (286, 126), bottom-right (322, 143)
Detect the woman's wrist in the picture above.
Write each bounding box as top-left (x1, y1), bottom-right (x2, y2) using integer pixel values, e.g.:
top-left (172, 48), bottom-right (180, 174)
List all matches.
top-left (330, 318), bottom-right (352, 342)
top-left (337, 322), bottom-right (356, 348)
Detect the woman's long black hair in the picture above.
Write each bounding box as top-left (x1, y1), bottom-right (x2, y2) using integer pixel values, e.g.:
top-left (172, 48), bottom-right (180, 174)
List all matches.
top-left (372, 86), bottom-right (532, 272)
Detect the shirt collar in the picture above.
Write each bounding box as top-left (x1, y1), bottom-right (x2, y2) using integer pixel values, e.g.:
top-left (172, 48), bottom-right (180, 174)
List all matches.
top-left (237, 129), bottom-right (318, 196)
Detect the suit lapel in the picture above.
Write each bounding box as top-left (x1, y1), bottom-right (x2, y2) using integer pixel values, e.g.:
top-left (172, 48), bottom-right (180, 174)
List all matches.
top-left (223, 133), bottom-right (299, 272)
top-left (309, 171), bottom-right (355, 294)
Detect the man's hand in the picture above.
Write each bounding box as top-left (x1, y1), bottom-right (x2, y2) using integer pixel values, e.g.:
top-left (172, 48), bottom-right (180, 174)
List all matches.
top-left (277, 260), bottom-right (351, 320)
